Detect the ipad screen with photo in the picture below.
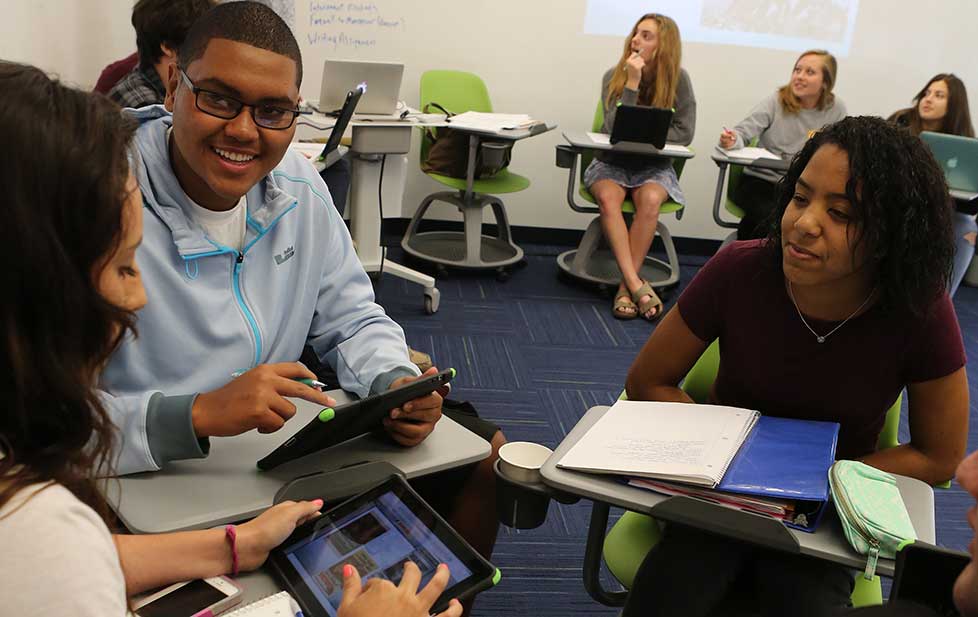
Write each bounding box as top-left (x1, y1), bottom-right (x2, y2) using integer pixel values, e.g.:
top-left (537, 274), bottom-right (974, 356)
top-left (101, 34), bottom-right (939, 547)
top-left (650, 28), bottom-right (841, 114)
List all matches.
top-left (271, 477), bottom-right (496, 617)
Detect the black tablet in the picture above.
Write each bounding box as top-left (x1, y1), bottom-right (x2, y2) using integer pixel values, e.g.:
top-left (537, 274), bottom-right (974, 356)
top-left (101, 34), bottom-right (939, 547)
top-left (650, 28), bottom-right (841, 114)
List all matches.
top-left (610, 105), bottom-right (674, 149)
top-left (268, 475), bottom-right (500, 616)
top-left (890, 541), bottom-right (969, 614)
top-left (258, 368), bottom-right (456, 470)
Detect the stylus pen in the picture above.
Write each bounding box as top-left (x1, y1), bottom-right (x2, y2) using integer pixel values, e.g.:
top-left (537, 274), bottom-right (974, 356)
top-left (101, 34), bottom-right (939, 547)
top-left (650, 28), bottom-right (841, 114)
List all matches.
top-left (288, 595), bottom-right (304, 617)
top-left (230, 370), bottom-right (326, 389)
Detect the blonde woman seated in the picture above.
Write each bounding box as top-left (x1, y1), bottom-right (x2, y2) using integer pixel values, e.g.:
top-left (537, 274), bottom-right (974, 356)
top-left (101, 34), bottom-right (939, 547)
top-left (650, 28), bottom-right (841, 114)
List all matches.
top-left (585, 12), bottom-right (696, 321)
top-left (718, 49), bottom-right (846, 241)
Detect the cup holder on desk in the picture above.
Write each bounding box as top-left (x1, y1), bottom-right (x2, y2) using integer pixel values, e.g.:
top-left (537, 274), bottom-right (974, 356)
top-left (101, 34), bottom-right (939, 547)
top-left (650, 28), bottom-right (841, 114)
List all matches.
top-left (493, 442), bottom-right (579, 529)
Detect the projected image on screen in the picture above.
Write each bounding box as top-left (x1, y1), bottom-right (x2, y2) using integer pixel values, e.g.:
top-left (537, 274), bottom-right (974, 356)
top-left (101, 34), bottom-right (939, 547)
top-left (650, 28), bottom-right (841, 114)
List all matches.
top-left (584, 0), bottom-right (859, 56)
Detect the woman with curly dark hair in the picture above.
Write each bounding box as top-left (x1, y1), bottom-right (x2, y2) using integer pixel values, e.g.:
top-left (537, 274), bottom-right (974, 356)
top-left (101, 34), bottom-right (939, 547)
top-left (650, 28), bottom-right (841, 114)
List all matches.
top-left (621, 116), bottom-right (967, 616)
top-left (0, 62), bottom-right (461, 617)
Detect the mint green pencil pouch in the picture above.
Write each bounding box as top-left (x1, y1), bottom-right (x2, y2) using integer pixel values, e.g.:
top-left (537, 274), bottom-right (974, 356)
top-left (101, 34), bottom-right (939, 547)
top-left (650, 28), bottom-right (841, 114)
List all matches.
top-left (828, 460), bottom-right (917, 579)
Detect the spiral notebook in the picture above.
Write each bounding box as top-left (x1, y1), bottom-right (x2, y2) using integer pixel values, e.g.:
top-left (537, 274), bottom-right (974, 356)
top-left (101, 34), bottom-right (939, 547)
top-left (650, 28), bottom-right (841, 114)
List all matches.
top-left (224, 591), bottom-right (298, 616)
top-left (556, 400), bottom-right (760, 487)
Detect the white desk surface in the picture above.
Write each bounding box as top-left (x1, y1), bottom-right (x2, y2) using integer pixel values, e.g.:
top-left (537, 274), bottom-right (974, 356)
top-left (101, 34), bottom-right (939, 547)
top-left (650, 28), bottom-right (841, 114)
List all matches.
top-left (563, 130), bottom-right (695, 159)
top-left (711, 150), bottom-right (791, 172)
top-left (951, 188), bottom-right (978, 202)
top-left (107, 392), bottom-right (491, 534)
top-left (540, 406), bottom-right (935, 577)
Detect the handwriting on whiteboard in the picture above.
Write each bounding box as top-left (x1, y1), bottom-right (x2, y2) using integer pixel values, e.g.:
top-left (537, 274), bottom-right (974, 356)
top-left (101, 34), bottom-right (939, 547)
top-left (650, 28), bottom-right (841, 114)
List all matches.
top-left (307, 1), bottom-right (406, 49)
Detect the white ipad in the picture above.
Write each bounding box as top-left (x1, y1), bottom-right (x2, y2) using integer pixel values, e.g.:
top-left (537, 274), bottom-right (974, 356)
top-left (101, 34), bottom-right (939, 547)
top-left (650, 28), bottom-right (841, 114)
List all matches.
top-left (132, 576), bottom-right (242, 617)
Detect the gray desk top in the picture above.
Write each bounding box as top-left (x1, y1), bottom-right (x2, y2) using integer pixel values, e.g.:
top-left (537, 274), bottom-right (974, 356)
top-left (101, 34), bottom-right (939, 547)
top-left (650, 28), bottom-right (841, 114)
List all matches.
top-left (448, 122), bottom-right (556, 142)
top-left (107, 392), bottom-right (491, 534)
top-left (711, 150), bottom-right (791, 172)
top-left (540, 406), bottom-right (935, 576)
top-left (563, 130), bottom-right (695, 159)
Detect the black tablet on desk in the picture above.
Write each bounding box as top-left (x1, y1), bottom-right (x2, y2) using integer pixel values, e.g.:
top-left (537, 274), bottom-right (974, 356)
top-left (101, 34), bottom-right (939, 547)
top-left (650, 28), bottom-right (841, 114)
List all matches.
top-left (257, 368), bottom-right (455, 470)
top-left (610, 105), bottom-right (673, 149)
top-left (890, 542), bottom-right (969, 615)
top-left (268, 475), bottom-right (500, 617)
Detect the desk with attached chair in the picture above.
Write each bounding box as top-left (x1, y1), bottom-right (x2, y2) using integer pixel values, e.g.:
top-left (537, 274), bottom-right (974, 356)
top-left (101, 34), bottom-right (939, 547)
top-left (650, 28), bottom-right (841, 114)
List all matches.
top-left (540, 341), bottom-right (933, 610)
top-left (555, 114), bottom-right (694, 291)
top-left (401, 70), bottom-right (554, 280)
top-left (710, 150), bottom-right (790, 245)
top-left (298, 108), bottom-right (447, 313)
top-left (106, 391), bottom-right (491, 535)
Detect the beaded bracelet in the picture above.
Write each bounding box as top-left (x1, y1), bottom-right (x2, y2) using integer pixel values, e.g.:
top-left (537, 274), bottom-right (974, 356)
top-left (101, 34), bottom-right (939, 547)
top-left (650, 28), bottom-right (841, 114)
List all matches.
top-left (224, 524), bottom-right (239, 577)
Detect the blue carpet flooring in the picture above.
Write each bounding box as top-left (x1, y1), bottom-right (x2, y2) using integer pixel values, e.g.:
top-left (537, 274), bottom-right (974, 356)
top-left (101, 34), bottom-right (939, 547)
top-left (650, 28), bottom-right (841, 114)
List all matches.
top-left (373, 245), bottom-right (978, 616)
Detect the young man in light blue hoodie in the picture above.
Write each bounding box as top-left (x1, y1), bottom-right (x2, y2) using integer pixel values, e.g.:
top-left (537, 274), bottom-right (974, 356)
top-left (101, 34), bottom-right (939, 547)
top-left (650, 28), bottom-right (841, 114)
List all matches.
top-left (100, 1), bottom-right (503, 569)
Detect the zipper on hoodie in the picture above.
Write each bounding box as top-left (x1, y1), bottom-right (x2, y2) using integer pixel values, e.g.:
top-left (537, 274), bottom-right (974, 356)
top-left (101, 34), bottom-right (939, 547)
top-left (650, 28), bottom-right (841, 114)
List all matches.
top-left (231, 251), bottom-right (263, 368)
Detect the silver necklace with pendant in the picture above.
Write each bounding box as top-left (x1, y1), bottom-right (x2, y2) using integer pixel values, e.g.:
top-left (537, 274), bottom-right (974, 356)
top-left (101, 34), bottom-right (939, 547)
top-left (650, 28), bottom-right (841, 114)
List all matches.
top-left (787, 281), bottom-right (875, 344)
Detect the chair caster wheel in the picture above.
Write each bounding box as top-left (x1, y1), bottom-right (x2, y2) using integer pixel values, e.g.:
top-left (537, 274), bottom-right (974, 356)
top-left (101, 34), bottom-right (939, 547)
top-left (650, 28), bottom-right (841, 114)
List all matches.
top-left (424, 288), bottom-right (440, 314)
top-left (435, 265), bottom-right (448, 279)
top-left (496, 268), bottom-right (510, 282)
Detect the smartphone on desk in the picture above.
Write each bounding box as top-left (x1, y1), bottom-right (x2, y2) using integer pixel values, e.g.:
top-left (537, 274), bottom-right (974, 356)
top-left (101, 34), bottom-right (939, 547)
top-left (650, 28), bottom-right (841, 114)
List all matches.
top-left (132, 576), bottom-right (243, 617)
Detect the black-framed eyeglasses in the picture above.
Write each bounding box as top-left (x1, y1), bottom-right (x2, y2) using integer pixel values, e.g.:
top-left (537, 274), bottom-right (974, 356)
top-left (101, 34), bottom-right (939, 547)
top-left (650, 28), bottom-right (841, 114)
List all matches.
top-left (179, 70), bottom-right (309, 130)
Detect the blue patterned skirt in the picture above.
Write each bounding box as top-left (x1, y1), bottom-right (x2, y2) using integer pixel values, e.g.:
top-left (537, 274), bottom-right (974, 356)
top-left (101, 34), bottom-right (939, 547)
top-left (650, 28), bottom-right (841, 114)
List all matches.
top-left (583, 158), bottom-right (686, 206)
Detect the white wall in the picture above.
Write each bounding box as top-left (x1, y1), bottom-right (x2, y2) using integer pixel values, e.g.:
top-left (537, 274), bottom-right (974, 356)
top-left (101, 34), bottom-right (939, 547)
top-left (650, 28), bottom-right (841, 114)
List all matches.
top-left (2, 0), bottom-right (976, 240)
top-left (1, 0), bottom-right (133, 89)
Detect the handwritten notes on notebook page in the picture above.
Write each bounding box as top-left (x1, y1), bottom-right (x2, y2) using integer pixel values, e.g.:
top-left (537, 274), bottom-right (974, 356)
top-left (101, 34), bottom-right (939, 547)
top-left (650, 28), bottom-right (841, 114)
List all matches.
top-left (556, 400), bottom-right (759, 487)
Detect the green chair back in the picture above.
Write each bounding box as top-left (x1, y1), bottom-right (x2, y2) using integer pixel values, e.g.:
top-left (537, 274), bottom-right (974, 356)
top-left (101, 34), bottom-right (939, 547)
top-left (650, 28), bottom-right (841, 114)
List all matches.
top-left (725, 163), bottom-right (746, 219)
top-left (723, 137), bottom-right (760, 220)
top-left (418, 70), bottom-right (493, 165)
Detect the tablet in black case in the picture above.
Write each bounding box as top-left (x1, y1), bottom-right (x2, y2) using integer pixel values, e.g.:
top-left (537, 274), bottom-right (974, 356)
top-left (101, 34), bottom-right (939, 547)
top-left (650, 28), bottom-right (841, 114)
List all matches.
top-left (268, 475), bottom-right (500, 616)
top-left (257, 368), bottom-right (455, 470)
top-left (610, 104), bottom-right (674, 150)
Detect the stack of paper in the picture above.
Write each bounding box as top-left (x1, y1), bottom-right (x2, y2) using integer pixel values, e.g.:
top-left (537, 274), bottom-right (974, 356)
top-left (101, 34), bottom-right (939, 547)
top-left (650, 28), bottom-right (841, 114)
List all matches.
top-left (628, 478), bottom-right (795, 518)
top-left (447, 112), bottom-right (534, 131)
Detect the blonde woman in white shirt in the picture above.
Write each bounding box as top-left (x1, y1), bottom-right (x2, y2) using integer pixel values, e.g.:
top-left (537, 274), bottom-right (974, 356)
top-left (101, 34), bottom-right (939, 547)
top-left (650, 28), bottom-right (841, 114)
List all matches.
top-left (0, 61), bottom-right (461, 617)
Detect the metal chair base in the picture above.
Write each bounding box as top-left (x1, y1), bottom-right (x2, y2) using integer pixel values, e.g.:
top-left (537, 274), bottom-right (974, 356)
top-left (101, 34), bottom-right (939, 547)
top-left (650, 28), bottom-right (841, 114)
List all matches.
top-left (556, 216), bottom-right (681, 289)
top-left (401, 190), bottom-right (524, 270)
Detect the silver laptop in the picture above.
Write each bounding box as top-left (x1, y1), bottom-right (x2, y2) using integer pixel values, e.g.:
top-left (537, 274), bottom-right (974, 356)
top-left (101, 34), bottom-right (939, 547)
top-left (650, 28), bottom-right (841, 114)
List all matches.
top-left (319, 60), bottom-right (403, 115)
top-left (920, 131), bottom-right (978, 193)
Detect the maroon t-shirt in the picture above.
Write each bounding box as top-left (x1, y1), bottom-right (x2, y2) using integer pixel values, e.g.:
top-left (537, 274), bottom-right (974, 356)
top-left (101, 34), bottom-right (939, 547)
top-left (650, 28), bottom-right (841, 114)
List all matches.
top-left (94, 52), bottom-right (138, 94)
top-left (677, 240), bottom-right (966, 460)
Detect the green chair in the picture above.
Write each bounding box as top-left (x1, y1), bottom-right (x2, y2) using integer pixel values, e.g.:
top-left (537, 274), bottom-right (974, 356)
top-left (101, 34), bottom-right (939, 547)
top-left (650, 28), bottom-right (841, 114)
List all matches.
top-left (711, 151), bottom-right (747, 245)
top-left (584, 340), bottom-right (902, 609)
top-left (401, 70), bottom-right (530, 276)
top-left (554, 101), bottom-right (688, 289)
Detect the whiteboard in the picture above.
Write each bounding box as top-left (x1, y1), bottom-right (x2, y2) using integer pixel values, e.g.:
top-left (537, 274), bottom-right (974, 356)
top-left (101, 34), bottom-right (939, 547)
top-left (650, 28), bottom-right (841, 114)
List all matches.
top-left (2, 0), bottom-right (976, 239)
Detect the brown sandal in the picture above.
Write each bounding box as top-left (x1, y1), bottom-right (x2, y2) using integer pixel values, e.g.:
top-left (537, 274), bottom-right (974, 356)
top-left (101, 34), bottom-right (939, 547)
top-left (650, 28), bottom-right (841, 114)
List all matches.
top-left (630, 280), bottom-right (664, 322)
top-left (612, 285), bottom-right (639, 320)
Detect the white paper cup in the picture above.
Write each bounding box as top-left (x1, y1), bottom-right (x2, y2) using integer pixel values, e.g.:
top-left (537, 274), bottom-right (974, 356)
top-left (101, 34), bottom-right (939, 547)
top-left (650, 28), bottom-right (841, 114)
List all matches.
top-left (498, 441), bottom-right (553, 484)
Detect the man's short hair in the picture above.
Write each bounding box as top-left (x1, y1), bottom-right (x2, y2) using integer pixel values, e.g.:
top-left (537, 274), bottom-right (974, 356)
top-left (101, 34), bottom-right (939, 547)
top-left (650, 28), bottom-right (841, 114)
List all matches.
top-left (132, 0), bottom-right (216, 70)
top-left (178, 1), bottom-right (303, 87)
